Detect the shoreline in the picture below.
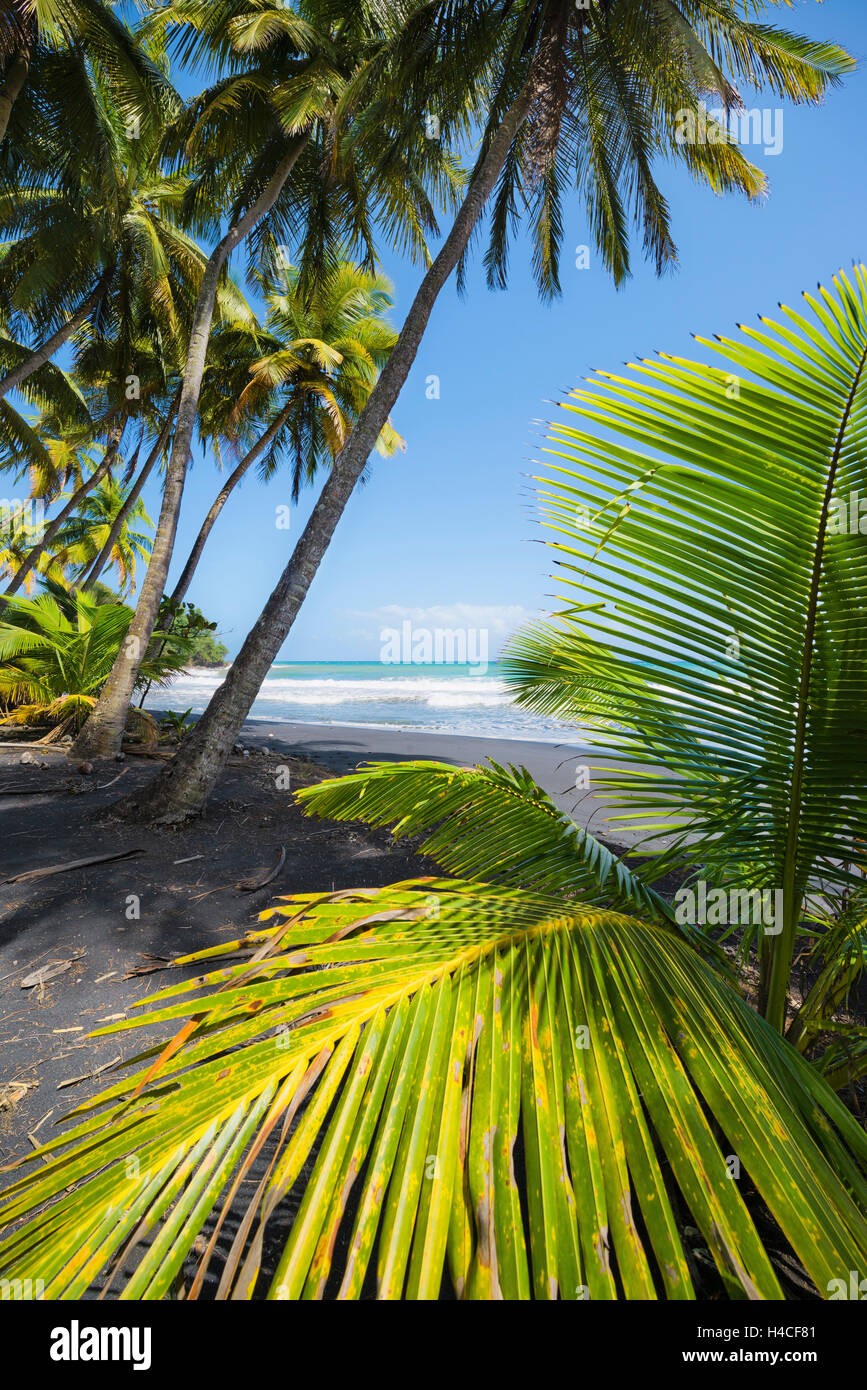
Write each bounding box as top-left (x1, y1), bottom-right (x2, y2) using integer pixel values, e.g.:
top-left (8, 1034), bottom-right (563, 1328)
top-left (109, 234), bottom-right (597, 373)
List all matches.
top-left (144, 710), bottom-right (680, 853)
top-left (227, 715), bottom-right (674, 852)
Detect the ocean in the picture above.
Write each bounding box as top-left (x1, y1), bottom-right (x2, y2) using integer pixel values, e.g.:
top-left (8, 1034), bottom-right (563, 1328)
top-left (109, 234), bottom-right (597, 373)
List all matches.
top-left (147, 661), bottom-right (580, 743)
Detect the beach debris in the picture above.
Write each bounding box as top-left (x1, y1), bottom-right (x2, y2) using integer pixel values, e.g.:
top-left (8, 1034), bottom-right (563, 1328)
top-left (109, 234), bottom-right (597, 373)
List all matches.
top-left (173, 854), bottom-right (204, 865)
top-left (20, 952), bottom-right (85, 989)
top-left (57, 1055), bottom-right (121, 1091)
top-left (0, 779), bottom-right (64, 794)
top-left (123, 953), bottom-right (174, 979)
top-left (93, 972), bottom-right (117, 984)
top-left (19, 751), bottom-right (35, 764)
top-left (0, 1080), bottom-right (36, 1109)
top-left (4, 847), bottom-right (143, 884)
top-left (28, 1108), bottom-right (56, 1154)
top-left (234, 845), bottom-right (287, 892)
top-left (96, 767), bottom-right (128, 790)
top-left (114, 752), bottom-right (125, 762)
top-left (77, 761), bottom-right (94, 775)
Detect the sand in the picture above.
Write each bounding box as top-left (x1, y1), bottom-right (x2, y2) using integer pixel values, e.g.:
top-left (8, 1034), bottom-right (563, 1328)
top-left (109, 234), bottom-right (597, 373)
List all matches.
top-left (0, 720), bottom-right (669, 1174)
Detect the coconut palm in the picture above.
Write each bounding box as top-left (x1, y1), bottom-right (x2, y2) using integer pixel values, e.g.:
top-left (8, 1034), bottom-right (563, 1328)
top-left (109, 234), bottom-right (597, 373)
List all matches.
top-left (0, 2), bottom-right (178, 392)
top-left (0, 0), bottom-right (174, 150)
top-left (170, 258), bottom-right (403, 608)
top-left (128, 0), bottom-right (854, 823)
top-left (52, 472), bottom-right (154, 595)
top-left (301, 264), bottom-right (867, 1047)
top-left (0, 580), bottom-right (190, 740)
top-left (1, 93), bottom-right (257, 602)
top-left (69, 0), bottom-right (432, 759)
top-left (0, 66), bottom-right (219, 405)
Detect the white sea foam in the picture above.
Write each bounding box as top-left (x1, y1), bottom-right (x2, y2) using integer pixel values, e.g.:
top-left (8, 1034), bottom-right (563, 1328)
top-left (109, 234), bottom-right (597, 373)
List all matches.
top-left (148, 666), bottom-right (576, 742)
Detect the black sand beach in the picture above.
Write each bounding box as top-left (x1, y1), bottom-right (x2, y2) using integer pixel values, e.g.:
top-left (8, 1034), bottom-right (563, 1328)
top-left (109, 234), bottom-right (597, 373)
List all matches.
top-left (0, 720), bottom-right (656, 1169)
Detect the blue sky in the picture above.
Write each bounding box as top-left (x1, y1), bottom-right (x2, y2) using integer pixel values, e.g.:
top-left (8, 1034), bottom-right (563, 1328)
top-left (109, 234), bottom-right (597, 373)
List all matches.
top-left (135, 0), bottom-right (867, 662)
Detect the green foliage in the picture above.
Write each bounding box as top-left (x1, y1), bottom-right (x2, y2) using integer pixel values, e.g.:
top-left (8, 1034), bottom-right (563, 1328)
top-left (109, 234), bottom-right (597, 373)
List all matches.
top-left (52, 471), bottom-right (154, 594)
top-left (0, 580), bottom-right (194, 730)
top-left (0, 881), bottom-right (864, 1299)
top-left (159, 705), bottom-right (194, 741)
top-left (502, 264), bottom-right (867, 1033)
top-left (199, 259), bottom-right (404, 500)
top-left (157, 597), bottom-right (227, 666)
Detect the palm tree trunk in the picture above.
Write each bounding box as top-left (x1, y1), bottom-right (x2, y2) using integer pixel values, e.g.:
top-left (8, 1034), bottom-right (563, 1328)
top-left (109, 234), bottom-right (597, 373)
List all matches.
top-left (0, 267), bottom-right (113, 401)
top-left (170, 402), bottom-right (293, 609)
top-left (0, 45), bottom-right (30, 146)
top-left (69, 132), bottom-right (312, 761)
top-left (119, 81), bottom-right (536, 822)
top-left (82, 404), bottom-right (176, 590)
top-left (134, 404), bottom-right (293, 711)
top-left (3, 428), bottom-right (122, 597)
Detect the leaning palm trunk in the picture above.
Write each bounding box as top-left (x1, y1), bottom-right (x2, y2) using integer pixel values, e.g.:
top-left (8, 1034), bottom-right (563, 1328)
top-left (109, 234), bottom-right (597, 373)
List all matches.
top-left (81, 403), bottom-right (176, 590)
top-left (69, 134), bottom-right (311, 761)
top-left (121, 80), bottom-right (538, 822)
top-left (3, 427), bottom-right (122, 597)
top-left (0, 267), bottom-right (113, 401)
top-left (170, 401), bottom-right (293, 608)
top-left (0, 44), bottom-right (29, 146)
top-left (134, 404), bottom-right (294, 710)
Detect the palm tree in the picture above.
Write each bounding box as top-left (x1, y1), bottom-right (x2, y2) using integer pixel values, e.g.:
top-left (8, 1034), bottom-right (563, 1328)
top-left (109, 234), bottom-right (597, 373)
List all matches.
top-left (3, 420), bottom-right (127, 596)
top-left (52, 471), bottom-right (154, 595)
top-left (0, 82), bottom-right (257, 601)
top-left (128, 0), bottom-right (854, 824)
top-left (79, 400), bottom-right (177, 591)
top-left (69, 0), bottom-right (401, 759)
top-left (0, 580), bottom-right (190, 741)
top-left (0, 2), bottom-right (178, 387)
top-left (170, 259), bottom-right (403, 608)
top-left (0, 0), bottom-right (173, 148)
top-left (0, 70), bottom-right (214, 404)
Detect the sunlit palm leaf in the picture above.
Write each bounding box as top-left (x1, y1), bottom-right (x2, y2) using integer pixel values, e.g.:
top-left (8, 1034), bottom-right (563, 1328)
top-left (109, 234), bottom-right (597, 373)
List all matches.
top-left (504, 265), bottom-right (867, 1029)
top-left (298, 758), bottom-right (671, 922)
top-left (1, 883), bottom-right (865, 1300)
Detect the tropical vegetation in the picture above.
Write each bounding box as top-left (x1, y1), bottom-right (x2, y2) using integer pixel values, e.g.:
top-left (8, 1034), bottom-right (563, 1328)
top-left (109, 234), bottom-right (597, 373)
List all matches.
top-left (0, 0), bottom-right (863, 1306)
top-left (0, 580), bottom-right (193, 738)
top-left (1, 268), bottom-right (866, 1299)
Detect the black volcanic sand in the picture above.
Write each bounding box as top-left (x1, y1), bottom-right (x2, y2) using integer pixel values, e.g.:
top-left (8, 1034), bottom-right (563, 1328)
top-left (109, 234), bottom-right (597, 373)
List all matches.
top-left (0, 739), bottom-right (449, 1171)
top-left (0, 721), bottom-right (682, 1172)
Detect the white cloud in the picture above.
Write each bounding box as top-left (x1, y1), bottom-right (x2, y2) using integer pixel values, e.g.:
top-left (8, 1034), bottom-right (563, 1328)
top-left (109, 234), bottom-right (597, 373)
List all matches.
top-left (345, 602), bottom-right (534, 648)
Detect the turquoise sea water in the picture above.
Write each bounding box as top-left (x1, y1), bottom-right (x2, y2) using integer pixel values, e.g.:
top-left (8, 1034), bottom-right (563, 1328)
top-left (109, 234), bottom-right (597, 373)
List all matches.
top-left (150, 660), bottom-right (581, 742)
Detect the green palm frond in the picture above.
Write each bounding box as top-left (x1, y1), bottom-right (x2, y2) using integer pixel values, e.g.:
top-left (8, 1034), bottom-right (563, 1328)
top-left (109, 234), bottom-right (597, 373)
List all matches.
top-left (1, 882), bottom-right (864, 1300)
top-left (504, 264), bottom-right (867, 1030)
top-left (298, 759), bottom-right (671, 922)
top-left (0, 581), bottom-right (194, 724)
